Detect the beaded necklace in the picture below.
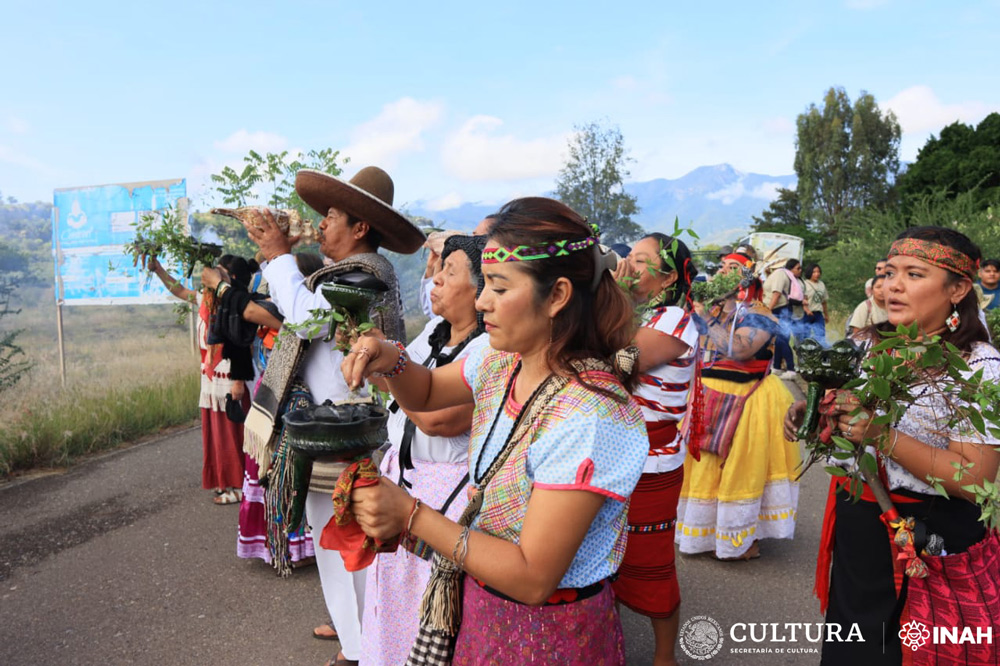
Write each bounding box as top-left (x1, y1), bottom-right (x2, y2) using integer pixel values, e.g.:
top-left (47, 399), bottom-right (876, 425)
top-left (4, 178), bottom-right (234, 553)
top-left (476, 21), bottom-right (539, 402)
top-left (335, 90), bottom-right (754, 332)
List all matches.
top-left (473, 361), bottom-right (552, 485)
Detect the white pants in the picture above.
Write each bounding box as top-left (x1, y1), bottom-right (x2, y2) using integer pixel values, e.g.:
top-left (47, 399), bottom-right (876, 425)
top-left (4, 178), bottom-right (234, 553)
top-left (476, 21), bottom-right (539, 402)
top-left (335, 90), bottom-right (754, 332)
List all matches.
top-left (307, 490), bottom-right (367, 660)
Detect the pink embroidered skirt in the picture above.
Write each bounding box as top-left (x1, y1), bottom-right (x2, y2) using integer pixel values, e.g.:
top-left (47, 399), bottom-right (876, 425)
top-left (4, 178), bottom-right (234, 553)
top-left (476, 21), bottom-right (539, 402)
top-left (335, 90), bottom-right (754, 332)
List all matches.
top-left (452, 575), bottom-right (626, 665)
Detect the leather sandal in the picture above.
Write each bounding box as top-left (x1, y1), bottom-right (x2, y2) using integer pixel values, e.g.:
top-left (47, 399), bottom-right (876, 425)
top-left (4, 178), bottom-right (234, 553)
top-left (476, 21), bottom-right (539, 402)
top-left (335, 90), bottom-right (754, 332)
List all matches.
top-left (213, 489), bottom-right (242, 505)
top-left (313, 623), bottom-right (338, 641)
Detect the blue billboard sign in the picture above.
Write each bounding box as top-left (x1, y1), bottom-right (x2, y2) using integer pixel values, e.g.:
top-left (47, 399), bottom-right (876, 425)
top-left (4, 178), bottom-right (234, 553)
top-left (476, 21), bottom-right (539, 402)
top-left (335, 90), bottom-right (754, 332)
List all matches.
top-left (52, 179), bottom-right (190, 305)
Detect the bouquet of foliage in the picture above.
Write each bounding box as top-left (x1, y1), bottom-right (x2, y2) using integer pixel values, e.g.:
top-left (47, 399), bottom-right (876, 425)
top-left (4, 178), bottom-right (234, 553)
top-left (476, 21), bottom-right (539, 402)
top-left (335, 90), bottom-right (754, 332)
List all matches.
top-left (124, 206), bottom-right (222, 278)
top-left (800, 323), bottom-right (1000, 531)
top-left (688, 269), bottom-right (742, 306)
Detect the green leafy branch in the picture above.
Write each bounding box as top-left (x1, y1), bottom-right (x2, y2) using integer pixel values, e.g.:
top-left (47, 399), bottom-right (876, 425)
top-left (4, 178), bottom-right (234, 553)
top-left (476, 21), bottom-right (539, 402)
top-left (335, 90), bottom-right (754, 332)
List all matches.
top-left (282, 306), bottom-right (376, 352)
top-left (803, 323), bottom-right (1000, 530)
top-left (120, 205), bottom-right (221, 279)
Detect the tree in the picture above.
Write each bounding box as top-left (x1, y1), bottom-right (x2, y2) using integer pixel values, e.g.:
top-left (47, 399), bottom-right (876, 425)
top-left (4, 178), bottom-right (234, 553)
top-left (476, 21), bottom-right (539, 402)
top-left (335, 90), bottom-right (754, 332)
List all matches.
top-left (202, 148), bottom-right (348, 256)
top-left (555, 121), bottom-right (642, 243)
top-left (750, 187), bottom-right (832, 250)
top-left (794, 87), bottom-right (901, 236)
top-left (896, 112), bottom-right (1000, 210)
top-left (0, 242), bottom-right (30, 393)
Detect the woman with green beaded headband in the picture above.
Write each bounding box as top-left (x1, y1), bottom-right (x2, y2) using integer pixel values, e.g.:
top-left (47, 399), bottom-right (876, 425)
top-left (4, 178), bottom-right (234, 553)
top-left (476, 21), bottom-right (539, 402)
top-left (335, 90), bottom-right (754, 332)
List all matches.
top-left (341, 196), bottom-right (647, 664)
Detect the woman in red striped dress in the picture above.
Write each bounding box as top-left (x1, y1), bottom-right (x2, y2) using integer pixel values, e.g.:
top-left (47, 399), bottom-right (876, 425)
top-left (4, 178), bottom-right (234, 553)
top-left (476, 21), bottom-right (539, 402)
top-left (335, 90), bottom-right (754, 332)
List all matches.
top-left (613, 233), bottom-right (700, 666)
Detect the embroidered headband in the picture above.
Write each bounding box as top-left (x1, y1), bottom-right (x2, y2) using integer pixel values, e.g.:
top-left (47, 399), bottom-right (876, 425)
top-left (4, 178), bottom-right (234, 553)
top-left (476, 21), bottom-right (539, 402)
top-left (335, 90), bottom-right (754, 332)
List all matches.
top-left (481, 236), bottom-right (598, 264)
top-left (887, 238), bottom-right (978, 280)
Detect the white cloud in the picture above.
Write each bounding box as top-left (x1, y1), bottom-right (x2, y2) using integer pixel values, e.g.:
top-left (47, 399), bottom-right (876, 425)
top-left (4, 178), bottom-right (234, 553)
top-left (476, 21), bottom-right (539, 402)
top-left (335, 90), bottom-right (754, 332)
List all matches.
top-left (749, 181), bottom-right (785, 199)
top-left (885, 85), bottom-right (994, 134)
top-left (425, 192), bottom-right (464, 211)
top-left (442, 116), bottom-right (568, 182)
top-left (4, 116), bottom-right (29, 135)
top-left (343, 97), bottom-right (443, 168)
top-left (706, 179), bottom-right (785, 205)
top-left (213, 129), bottom-right (289, 154)
top-left (0, 144), bottom-right (49, 172)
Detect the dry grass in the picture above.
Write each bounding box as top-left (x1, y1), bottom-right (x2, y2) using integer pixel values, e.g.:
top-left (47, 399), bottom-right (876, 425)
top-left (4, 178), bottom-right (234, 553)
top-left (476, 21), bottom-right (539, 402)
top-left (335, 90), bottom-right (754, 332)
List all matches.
top-left (0, 287), bottom-right (200, 477)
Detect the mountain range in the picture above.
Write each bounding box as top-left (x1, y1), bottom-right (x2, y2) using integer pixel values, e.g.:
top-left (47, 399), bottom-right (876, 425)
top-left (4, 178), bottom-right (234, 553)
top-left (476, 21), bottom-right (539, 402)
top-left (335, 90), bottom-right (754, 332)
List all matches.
top-left (403, 163), bottom-right (796, 245)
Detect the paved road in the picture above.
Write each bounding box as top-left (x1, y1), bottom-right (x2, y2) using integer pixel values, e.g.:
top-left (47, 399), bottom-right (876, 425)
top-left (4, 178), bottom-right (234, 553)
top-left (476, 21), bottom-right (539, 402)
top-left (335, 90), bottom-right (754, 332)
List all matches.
top-left (2, 396), bottom-right (828, 665)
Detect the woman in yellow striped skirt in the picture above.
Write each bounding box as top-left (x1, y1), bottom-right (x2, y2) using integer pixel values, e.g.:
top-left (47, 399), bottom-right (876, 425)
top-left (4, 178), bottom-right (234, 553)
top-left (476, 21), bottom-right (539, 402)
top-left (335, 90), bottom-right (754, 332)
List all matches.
top-left (677, 251), bottom-right (800, 560)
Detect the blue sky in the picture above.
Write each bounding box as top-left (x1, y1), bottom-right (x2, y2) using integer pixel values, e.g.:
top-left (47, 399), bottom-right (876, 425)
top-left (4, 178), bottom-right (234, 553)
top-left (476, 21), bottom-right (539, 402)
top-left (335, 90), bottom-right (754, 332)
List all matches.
top-left (1, 0), bottom-right (998, 213)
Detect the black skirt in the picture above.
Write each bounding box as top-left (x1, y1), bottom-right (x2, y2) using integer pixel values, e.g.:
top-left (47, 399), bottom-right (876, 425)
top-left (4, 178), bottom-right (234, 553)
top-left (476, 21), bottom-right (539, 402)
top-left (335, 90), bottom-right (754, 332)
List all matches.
top-left (822, 486), bottom-right (985, 665)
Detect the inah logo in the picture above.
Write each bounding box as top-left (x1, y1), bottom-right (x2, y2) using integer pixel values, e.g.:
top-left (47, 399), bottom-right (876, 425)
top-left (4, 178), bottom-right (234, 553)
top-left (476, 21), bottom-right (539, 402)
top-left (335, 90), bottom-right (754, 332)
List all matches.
top-left (679, 615), bottom-right (724, 660)
top-left (900, 621), bottom-right (930, 651)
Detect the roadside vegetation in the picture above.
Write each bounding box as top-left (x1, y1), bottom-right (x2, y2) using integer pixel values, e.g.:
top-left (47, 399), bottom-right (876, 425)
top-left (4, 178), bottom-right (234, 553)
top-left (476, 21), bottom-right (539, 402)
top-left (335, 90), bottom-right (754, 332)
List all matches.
top-left (0, 290), bottom-right (199, 478)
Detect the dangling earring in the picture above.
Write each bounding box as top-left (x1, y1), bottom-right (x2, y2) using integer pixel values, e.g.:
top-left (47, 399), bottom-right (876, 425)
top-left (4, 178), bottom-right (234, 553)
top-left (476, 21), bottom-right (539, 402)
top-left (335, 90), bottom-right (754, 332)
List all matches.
top-left (946, 306), bottom-right (961, 332)
top-left (549, 318), bottom-right (554, 344)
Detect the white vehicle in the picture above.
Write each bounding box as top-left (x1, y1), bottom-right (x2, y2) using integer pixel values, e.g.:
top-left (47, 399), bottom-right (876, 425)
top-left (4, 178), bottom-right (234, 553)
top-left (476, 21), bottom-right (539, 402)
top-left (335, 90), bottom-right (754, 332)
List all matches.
top-left (741, 232), bottom-right (804, 271)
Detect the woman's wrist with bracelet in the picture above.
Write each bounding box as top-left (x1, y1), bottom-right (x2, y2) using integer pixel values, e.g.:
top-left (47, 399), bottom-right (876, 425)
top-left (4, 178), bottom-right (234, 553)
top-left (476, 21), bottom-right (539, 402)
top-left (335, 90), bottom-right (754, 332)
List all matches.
top-left (372, 340), bottom-right (408, 378)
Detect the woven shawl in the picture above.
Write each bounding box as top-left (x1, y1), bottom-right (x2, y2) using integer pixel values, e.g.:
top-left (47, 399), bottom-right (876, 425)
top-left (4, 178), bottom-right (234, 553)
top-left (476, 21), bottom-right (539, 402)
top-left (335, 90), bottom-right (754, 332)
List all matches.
top-left (243, 252), bottom-right (404, 474)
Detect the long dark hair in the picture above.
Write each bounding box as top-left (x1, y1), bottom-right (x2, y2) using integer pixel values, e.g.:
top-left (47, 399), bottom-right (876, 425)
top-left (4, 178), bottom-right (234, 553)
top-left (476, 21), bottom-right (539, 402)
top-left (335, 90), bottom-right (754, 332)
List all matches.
top-left (642, 232), bottom-right (698, 307)
top-left (866, 226), bottom-right (988, 351)
top-left (803, 262), bottom-right (821, 281)
top-left (218, 254), bottom-right (252, 289)
top-left (488, 197), bottom-right (638, 393)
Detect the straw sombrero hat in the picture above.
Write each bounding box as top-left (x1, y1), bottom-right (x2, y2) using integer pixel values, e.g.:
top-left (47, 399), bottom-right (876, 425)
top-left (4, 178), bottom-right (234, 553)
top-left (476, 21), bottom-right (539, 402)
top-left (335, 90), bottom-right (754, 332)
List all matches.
top-left (295, 166), bottom-right (425, 254)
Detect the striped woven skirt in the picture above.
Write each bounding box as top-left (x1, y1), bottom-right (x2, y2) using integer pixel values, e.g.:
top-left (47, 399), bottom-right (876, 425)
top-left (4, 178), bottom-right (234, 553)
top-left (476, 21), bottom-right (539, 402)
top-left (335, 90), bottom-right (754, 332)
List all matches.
top-left (236, 455), bottom-right (315, 566)
top-left (612, 467), bottom-right (683, 618)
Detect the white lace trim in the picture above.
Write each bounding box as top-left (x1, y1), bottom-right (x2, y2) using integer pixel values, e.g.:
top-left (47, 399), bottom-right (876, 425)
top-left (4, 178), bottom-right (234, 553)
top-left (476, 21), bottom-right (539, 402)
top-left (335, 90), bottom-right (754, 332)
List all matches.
top-left (677, 480), bottom-right (800, 558)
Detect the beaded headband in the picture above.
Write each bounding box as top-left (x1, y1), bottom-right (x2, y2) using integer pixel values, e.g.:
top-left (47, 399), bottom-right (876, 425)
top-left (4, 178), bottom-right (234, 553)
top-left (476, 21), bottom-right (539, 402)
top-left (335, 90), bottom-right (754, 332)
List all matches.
top-left (887, 238), bottom-right (978, 280)
top-left (481, 236), bottom-right (598, 264)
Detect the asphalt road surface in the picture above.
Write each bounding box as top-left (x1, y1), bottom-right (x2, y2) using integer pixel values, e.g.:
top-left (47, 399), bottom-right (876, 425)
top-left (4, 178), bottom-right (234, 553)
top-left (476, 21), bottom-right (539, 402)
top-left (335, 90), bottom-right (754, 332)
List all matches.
top-left (2, 388), bottom-right (829, 665)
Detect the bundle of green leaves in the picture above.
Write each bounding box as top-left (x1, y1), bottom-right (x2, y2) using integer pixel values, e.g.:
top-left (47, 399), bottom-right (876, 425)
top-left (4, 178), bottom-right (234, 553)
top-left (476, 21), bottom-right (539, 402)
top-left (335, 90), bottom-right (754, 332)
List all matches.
top-left (123, 207), bottom-right (221, 277)
top-left (688, 269), bottom-right (741, 305)
top-left (283, 306), bottom-right (376, 352)
top-left (803, 323), bottom-right (1000, 530)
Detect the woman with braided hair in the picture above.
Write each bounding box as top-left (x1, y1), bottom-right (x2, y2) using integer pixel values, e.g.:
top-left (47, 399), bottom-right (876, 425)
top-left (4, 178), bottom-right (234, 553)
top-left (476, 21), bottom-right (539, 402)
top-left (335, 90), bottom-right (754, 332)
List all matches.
top-left (343, 197), bottom-right (647, 664)
top-left (613, 233), bottom-right (700, 666)
top-left (358, 234), bottom-right (489, 665)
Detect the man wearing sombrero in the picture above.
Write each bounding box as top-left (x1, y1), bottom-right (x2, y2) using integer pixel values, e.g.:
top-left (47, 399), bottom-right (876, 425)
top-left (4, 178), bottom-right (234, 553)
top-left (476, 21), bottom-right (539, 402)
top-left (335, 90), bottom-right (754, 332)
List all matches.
top-left (233, 166), bottom-right (424, 666)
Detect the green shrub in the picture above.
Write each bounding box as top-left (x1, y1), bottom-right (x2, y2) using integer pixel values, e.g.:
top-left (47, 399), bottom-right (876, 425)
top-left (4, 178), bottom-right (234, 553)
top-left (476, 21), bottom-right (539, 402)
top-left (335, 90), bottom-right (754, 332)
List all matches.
top-left (0, 372), bottom-right (199, 477)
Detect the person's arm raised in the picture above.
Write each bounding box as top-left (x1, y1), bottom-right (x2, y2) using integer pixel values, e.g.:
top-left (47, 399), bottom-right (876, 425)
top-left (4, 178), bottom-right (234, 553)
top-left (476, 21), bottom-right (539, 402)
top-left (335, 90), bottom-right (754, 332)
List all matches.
top-left (634, 325), bottom-right (691, 373)
top-left (147, 256), bottom-right (197, 303)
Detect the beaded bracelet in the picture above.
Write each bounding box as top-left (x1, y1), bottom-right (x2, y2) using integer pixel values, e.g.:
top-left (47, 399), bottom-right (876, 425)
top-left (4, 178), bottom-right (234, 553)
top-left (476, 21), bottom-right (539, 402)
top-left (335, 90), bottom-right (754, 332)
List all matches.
top-left (215, 282), bottom-right (230, 298)
top-left (373, 340), bottom-right (408, 378)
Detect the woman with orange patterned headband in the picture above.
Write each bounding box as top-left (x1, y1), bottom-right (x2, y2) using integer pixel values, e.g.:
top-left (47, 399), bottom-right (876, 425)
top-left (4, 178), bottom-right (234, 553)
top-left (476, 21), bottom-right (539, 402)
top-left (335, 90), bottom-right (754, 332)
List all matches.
top-left (784, 226), bottom-right (999, 664)
top-left (341, 197), bottom-right (647, 664)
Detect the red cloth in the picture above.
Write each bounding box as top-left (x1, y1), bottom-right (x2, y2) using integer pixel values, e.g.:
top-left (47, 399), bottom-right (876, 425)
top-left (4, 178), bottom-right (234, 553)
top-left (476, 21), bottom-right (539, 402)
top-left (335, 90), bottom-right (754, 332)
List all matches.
top-left (200, 401), bottom-right (247, 490)
top-left (646, 420), bottom-right (679, 457)
top-left (319, 458), bottom-right (398, 571)
top-left (612, 469), bottom-right (683, 618)
top-left (906, 531), bottom-right (1000, 665)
